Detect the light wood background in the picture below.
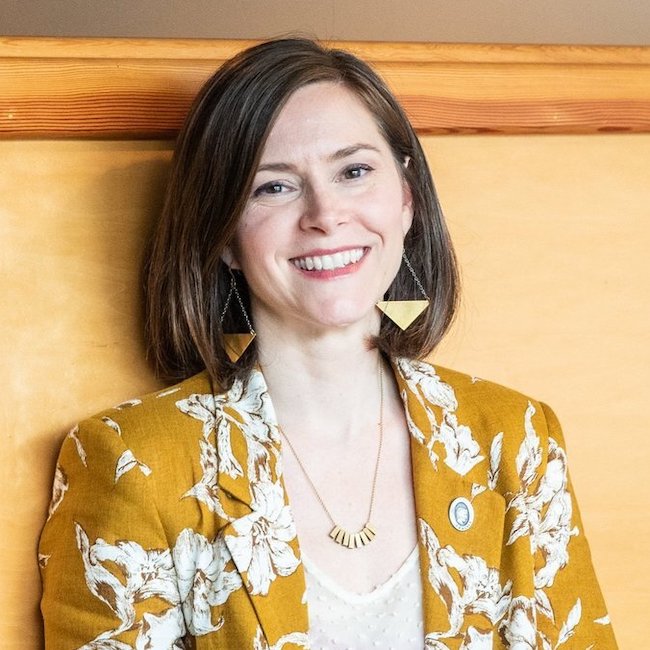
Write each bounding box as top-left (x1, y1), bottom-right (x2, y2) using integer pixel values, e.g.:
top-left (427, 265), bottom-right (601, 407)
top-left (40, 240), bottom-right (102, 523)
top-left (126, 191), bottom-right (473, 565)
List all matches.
top-left (1, 39), bottom-right (648, 648)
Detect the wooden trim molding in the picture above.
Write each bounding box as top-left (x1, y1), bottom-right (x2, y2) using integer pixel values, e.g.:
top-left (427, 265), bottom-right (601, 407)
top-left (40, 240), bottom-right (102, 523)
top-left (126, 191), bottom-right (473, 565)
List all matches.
top-left (1, 37), bottom-right (650, 138)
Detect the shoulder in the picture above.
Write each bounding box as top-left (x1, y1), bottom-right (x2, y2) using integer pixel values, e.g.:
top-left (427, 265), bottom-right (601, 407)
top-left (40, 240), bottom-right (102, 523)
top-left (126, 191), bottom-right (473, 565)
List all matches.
top-left (56, 371), bottom-right (219, 493)
top-left (397, 357), bottom-right (551, 422)
top-left (423, 362), bottom-right (531, 401)
top-left (48, 371), bottom-right (234, 540)
top-left (433, 363), bottom-right (552, 427)
top-left (395, 358), bottom-right (563, 476)
top-left (77, 370), bottom-right (215, 446)
top-left (67, 370), bottom-right (277, 485)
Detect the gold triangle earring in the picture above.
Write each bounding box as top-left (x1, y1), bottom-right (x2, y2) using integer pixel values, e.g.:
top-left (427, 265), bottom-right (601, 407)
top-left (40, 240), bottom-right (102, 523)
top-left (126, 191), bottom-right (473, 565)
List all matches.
top-left (376, 252), bottom-right (430, 330)
top-left (220, 270), bottom-right (256, 362)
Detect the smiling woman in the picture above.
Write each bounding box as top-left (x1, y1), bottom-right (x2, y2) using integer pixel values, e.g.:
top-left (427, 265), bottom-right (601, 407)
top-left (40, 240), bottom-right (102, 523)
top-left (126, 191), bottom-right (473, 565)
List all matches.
top-left (39, 38), bottom-right (618, 649)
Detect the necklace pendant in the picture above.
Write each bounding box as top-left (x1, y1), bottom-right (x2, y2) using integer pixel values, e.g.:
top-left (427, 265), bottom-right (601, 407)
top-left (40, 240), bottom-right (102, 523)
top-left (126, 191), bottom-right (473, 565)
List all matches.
top-left (329, 523), bottom-right (377, 549)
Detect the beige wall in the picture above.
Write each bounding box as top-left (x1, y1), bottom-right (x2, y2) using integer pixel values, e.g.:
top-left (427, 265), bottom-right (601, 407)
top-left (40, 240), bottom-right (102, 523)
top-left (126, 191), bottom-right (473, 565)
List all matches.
top-left (2, 0), bottom-right (650, 45)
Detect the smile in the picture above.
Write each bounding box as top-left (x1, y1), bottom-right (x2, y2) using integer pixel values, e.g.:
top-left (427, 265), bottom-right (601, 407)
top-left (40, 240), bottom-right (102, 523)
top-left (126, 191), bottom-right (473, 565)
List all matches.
top-left (291, 248), bottom-right (365, 271)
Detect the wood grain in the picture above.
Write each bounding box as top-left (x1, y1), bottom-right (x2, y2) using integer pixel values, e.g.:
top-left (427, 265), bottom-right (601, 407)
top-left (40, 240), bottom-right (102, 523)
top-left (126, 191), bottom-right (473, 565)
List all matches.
top-left (1, 38), bottom-right (649, 138)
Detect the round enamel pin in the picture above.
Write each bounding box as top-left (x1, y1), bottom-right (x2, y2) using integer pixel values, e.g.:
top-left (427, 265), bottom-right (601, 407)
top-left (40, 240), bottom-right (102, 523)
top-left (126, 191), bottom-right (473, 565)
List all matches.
top-left (449, 497), bottom-right (474, 532)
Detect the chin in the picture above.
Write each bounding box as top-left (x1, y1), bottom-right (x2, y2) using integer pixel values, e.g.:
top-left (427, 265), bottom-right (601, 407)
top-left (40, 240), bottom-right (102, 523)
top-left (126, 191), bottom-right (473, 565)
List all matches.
top-left (307, 300), bottom-right (379, 332)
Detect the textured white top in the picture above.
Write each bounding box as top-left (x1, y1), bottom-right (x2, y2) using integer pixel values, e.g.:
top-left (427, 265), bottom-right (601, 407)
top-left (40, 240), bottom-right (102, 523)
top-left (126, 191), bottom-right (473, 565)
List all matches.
top-left (303, 546), bottom-right (424, 649)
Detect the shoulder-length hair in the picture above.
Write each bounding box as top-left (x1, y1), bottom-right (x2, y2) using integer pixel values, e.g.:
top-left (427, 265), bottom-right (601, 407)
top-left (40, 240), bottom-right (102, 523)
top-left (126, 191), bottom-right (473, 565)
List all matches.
top-left (145, 38), bottom-right (459, 388)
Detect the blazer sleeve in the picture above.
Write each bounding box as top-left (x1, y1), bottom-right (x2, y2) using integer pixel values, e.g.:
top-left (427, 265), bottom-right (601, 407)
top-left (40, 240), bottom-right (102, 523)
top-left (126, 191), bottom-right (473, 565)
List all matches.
top-left (39, 417), bottom-right (187, 648)
top-left (532, 402), bottom-right (618, 649)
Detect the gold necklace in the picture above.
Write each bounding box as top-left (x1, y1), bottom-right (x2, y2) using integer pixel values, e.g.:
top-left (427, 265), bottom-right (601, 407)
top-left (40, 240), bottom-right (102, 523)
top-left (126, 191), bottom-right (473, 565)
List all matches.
top-left (278, 362), bottom-right (384, 549)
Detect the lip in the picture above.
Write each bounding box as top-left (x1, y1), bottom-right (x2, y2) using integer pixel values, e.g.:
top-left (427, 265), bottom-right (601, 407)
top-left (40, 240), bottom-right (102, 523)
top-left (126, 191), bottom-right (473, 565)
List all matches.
top-left (290, 246), bottom-right (368, 279)
top-left (291, 245), bottom-right (367, 258)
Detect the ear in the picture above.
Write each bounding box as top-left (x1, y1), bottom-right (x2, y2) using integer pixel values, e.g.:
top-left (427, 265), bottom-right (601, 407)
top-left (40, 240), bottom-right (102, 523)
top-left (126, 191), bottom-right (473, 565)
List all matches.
top-left (221, 246), bottom-right (240, 270)
top-left (401, 177), bottom-right (414, 236)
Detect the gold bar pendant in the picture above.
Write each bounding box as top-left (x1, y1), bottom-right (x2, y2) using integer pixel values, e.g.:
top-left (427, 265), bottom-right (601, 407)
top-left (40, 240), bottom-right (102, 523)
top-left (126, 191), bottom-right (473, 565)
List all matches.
top-left (328, 523), bottom-right (377, 548)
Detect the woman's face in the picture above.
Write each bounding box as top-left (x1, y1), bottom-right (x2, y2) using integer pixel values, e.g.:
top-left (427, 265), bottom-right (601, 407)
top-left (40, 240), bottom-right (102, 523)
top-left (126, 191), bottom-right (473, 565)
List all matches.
top-left (227, 81), bottom-right (413, 337)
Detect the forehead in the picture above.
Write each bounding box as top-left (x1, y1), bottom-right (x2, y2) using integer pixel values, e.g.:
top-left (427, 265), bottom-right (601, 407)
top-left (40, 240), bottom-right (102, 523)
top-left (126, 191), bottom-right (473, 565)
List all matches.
top-left (259, 81), bottom-right (390, 162)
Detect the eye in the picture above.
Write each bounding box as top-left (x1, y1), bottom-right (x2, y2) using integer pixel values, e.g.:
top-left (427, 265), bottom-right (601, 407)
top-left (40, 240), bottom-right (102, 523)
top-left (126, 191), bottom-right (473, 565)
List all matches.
top-left (342, 164), bottom-right (373, 180)
top-left (253, 181), bottom-right (289, 197)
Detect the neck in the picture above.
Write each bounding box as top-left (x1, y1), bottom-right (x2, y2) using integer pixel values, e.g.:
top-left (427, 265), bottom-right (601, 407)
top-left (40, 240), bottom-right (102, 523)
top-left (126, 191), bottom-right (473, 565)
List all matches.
top-left (255, 320), bottom-right (387, 444)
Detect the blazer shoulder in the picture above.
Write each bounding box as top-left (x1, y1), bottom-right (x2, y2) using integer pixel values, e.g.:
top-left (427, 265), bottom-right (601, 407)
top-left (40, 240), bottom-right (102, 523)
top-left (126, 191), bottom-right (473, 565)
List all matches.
top-left (78, 370), bottom-right (214, 447)
top-left (434, 363), bottom-right (538, 406)
top-left (419, 360), bottom-right (556, 443)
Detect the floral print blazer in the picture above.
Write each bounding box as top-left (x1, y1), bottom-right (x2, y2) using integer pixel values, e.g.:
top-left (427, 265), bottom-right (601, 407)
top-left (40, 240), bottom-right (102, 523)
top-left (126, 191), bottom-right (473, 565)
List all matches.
top-left (40, 359), bottom-right (617, 649)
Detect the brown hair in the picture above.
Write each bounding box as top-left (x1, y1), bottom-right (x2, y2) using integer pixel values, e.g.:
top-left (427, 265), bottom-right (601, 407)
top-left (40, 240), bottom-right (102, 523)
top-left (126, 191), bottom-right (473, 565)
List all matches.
top-left (145, 38), bottom-right (459, 388)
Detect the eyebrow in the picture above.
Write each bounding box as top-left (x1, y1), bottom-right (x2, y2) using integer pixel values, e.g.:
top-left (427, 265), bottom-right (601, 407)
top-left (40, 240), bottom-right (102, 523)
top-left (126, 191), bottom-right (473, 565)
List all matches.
top-left (328, 143), bottom-right (381, 161)
top-left (256, 143), bottom-right (381, 173)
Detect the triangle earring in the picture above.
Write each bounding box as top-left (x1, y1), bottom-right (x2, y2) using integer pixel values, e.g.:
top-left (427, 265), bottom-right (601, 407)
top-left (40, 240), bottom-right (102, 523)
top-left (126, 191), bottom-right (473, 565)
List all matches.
top-left (376, 252), bottom-right (430, 331)
top-left (220, 271), bottom-right (256, 363)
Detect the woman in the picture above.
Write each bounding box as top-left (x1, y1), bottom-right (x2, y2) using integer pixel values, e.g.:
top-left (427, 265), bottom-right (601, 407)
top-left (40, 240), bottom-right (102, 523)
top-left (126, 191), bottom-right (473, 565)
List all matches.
top-left (40, 38), bottom-right (617, 649)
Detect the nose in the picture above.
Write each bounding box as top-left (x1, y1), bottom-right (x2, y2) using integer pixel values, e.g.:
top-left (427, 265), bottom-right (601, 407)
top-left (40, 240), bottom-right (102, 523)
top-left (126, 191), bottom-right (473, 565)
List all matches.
top-left (298, 182), bottom-right (349, 233)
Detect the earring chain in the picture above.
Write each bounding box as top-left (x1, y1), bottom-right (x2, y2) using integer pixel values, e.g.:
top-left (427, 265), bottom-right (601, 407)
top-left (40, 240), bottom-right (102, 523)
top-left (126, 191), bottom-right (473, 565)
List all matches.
top-left (220, 272), bottom-right (255, 333)
top-left (402, 252), bottom-right (428, 299)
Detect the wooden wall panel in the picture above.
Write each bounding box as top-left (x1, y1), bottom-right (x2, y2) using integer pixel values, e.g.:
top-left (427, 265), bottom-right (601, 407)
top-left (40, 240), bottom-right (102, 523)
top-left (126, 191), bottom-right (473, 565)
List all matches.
top-left (1, 38), bottom-right (648, 648)
top-left (1, 38), bottom-right (650, 138)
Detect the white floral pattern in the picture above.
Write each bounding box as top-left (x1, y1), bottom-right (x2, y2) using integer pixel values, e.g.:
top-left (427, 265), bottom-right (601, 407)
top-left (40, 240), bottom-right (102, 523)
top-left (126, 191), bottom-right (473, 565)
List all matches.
top-left (506, 402), bottom-right (579, 626)
top-left (75, 522), bottom-right (184, 645)
top-left (460, 627), bottom-right (493, 649)
top-left (177, 370), bottom-right (280, 484)
top-left (397, 358), bottom-right (484, 475)
top-left (100, 416), bottom-right (122, 436)
top-left (253, 626), bottom-right (309, 650)
top-left (172, 528), bottom-right (240, 635)
top-left (488, 431), bottom-right (503, 491)
top-left (176, 370), bottom-right (300, 598)
top-left (69, 424), bottom-right (88, 467)
top-left (499, 595), bottom-right (537, 649)
top-left (556, 599), bottom-right (582, 647)
top-left (181, 437), bottom-right (233, 521)
top-left (420, 518), bottom-right (512, 645)
top-left (114, 449), bottom-right (152, 483)
top-left (114, 398), bottom-right (143, 410)
top-left (226, 479), bottom-right (300, 596)
top-left (47, 464), bottom-right (68, 520)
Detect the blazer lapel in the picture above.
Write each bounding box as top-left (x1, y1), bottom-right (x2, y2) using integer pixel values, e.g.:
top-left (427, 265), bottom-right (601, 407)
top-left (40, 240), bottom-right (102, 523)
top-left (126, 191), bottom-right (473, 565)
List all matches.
top-left (395, 359), bottom-right (507, 642)
top-left (215, 370), bottom-right (309, 645)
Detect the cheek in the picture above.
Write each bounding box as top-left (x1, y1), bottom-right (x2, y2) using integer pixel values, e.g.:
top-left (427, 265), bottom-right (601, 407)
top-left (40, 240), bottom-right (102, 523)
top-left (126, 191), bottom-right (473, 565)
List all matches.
top-left (233, 215), bottom-right (285, 275)
top-left (230, 227), bottom-right (257, 274)
top-left (368, 184), bottom-right (412, 236)
top-left (234, 211), bottom-right (266, 252)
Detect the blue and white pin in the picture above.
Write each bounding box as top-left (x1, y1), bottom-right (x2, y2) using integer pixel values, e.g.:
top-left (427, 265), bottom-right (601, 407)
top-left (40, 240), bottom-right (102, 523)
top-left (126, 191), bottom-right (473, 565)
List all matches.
top-left (449, 497), bottom-right (474, 532)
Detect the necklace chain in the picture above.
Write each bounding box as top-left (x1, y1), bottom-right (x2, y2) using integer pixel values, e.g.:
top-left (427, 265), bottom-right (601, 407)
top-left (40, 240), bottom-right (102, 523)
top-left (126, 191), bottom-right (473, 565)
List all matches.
top-left (278, 361), bottom-right (384, 549)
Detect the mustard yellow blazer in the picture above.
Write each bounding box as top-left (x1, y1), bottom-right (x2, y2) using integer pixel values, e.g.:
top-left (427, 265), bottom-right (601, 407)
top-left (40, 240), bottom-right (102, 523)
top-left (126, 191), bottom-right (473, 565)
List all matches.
top-left (40, 359), bottom-right (617, 648)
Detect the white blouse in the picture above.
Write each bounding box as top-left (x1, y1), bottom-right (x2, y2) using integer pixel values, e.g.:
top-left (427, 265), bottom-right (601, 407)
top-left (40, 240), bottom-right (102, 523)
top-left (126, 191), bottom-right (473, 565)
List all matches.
top-left (303, 546), bottom-right (424, 649)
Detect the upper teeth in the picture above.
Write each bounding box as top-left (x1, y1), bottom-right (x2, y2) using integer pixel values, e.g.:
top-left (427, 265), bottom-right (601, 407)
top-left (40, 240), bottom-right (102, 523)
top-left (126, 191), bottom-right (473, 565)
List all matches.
top-left (293, 248), bottom-right (364, 271)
